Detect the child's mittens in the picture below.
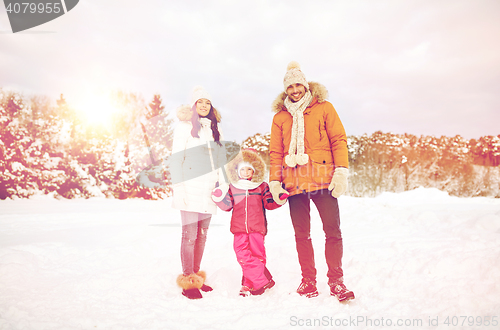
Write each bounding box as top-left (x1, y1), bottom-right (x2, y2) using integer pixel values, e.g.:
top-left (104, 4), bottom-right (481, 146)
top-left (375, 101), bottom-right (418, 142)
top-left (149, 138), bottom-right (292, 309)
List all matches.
top-left (212, 183), bottom-right (229, 202)
top-left (279, 192), bottom-right (289, 200)
top-left (269, 181), bottom-right (288, 205)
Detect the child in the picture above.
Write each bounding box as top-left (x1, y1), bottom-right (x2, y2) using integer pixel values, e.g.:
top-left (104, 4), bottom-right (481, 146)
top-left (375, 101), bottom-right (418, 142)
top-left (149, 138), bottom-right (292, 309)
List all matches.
top-left (212, 149), bottom-right (287, 296)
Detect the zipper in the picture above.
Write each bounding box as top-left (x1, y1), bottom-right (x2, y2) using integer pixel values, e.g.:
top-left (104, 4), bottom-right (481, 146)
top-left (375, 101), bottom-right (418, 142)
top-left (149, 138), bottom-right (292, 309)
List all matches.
top-left (245, 190), bottom-right (249, 233)
top-left (295, 165), bottom-right (300, 194)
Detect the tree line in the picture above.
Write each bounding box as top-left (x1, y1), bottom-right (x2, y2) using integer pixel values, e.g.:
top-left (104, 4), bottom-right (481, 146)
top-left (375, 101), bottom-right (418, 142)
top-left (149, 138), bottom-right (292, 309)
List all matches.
top-left (1, 89), bottom-right (499, 199)
top-left (241, 131), bottom-right (500, 198)
top-left (0, 89), bottom-right (172, 200)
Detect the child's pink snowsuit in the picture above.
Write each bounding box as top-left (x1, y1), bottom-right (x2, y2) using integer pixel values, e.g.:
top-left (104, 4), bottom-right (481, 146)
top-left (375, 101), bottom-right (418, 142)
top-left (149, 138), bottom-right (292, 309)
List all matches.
top-left (215, 181), bottom-right (281, 289)
top-left (212, 149), bottom-right (283, 291)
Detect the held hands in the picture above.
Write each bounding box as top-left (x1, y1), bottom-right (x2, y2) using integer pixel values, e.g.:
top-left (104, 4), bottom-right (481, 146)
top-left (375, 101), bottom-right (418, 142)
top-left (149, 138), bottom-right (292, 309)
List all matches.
top-left (212, 183), bottom-right (229, 202)
top-left (328, 167), bottom-right (349, 198)
top-left (269, 181), bottom-right (288, 205)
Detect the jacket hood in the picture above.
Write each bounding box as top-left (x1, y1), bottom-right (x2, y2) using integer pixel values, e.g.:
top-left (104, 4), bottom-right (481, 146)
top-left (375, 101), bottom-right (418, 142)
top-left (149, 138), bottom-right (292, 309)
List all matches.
top-left (271, 81), bottom-right (329, 113)
top-left (176, 104), bottom-right (222, 122)
top-left (226, 149), bottom-right (266, 184)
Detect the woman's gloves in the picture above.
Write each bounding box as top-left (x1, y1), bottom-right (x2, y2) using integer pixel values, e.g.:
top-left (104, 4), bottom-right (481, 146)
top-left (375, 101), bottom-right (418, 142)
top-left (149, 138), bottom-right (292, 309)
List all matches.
top-left (211, 183), bottom-right (229, 202)
top-left (269, 181), bottom-right (289, 205)
top-left (328, 167), bottom-right (349, 198)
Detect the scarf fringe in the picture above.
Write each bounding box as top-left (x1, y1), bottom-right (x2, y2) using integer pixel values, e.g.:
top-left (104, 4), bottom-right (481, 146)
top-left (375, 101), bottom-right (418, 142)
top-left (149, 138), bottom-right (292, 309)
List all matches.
top-left (284, 91), bottom-right (313, 167)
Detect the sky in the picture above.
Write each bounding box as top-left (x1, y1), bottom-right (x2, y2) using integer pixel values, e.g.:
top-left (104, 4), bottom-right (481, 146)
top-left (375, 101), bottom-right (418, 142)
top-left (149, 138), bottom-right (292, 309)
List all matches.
top-left (1, 0), bottom-right (499, 143)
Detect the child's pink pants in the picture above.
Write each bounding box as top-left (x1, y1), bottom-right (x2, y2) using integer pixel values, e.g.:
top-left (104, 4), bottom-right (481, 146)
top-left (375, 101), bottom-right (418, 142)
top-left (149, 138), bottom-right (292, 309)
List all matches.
top-left (233, 232), bottom-right (268, 290)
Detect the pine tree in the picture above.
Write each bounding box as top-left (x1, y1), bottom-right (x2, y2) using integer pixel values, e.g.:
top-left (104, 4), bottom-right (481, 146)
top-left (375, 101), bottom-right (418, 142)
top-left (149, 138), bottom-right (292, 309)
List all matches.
top-left (0, 90), bottom-right (37, 198)
top-left (110, 91), bottom-right (145, 140)
top-left (145, 94), bottom-right (165, 120)
top-left (131, 94), bottom-right (174, 195)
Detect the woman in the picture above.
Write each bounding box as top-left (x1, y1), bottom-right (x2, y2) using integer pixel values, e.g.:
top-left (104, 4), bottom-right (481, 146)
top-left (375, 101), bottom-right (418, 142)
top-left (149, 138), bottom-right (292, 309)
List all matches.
top-left (171, 86), bottom-right (224, 299)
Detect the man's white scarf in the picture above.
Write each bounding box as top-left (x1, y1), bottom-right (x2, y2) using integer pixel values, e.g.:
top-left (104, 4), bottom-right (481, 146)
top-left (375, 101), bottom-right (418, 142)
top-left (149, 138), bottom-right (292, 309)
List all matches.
top-left (283, 91), bottom-right (313, 167)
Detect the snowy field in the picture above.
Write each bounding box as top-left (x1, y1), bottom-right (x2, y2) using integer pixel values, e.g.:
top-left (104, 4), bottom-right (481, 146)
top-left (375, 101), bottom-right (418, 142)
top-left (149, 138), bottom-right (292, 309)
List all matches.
top-left (1, 187), bottom-right (500, 330)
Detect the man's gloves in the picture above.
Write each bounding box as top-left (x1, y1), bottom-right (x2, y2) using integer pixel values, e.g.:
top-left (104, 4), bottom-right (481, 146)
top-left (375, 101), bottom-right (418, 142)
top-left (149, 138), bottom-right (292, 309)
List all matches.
top-left (269, 181), bottom-right (288, 205)
top-left (212, 183), bottom-right (229, 203)
top-left (328, 167), bottom-right (349, 198)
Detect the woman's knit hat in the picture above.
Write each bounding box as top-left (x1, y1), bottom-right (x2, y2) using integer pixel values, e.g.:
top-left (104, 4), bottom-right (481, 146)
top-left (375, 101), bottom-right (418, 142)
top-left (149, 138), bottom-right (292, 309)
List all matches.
top-left (191, 86), bottom-right (212, 107)
top-left (283, 61), bottom-right (309, 91)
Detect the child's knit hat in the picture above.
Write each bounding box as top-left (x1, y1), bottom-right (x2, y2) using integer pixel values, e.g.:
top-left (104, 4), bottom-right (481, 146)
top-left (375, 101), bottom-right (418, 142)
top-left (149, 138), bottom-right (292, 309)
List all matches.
top-left (227, 148), bottom-right (265, 184)
top-left (237, 162), bottom-right (255, 178)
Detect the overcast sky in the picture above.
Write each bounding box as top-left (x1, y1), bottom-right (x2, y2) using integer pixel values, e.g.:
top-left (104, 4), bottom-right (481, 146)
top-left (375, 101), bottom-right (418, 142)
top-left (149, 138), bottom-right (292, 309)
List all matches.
top-left (1, 0), bottom-right (499, 143)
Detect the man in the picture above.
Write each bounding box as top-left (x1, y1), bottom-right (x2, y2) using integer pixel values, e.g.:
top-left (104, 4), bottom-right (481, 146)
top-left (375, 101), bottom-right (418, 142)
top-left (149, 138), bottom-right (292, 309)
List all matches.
top-left (268, 61), bottom-right (354, 302)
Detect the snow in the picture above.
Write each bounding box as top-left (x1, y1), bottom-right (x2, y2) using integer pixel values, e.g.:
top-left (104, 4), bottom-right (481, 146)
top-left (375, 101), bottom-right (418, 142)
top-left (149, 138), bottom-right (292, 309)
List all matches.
top-left (1, 188), bottom-right (499, 330)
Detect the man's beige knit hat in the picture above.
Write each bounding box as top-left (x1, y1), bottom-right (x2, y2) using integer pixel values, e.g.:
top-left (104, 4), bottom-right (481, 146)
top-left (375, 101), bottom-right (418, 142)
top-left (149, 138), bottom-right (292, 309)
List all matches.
top-left (283, 61), bottom-right (309, 91)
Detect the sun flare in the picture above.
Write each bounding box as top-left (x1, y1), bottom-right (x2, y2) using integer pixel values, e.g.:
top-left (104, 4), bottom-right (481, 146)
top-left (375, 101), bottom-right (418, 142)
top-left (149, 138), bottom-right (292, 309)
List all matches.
top-left (75, 93), bottom-right (121, 128)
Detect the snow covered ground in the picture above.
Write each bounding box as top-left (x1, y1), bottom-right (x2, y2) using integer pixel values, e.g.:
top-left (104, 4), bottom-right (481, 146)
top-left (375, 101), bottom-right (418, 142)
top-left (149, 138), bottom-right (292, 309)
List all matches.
top-left (1, 187), bottom-right (499, 330)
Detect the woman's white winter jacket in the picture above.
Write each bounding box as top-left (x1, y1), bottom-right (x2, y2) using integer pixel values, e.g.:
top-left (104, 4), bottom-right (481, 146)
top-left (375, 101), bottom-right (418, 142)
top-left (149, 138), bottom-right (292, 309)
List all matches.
top-left (170, 105), bottom-right (224, 214)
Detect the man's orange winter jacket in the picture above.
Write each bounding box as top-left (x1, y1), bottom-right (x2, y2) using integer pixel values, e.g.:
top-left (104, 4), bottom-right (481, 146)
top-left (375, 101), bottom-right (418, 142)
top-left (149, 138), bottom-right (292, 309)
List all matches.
top-left (269, 82), bottom-right (349, 196)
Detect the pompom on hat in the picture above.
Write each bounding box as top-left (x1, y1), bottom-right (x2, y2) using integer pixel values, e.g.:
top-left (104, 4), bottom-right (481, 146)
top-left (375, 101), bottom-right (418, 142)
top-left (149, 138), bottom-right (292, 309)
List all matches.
top-left (283, 61), bottom-right (309, 91)
top-left (191, 86), bottom-right (212, 107)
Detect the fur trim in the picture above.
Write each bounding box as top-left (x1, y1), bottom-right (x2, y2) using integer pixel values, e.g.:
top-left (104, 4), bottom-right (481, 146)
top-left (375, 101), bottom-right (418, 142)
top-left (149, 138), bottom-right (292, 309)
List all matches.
top-left (271, 81), bottom-right (329, 113)
top-left (226, 149), bottom-right (266, 184)
top-left (176, 105), bottom-right (222, 123)
top-left (196, 270), bottom-right (207, 282)
top-left (176, 273), bottom-right (204, 290)
top-left (176, 105), bottom-right (192, 122)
